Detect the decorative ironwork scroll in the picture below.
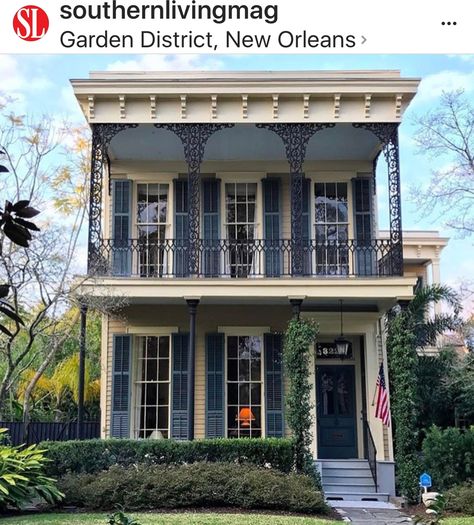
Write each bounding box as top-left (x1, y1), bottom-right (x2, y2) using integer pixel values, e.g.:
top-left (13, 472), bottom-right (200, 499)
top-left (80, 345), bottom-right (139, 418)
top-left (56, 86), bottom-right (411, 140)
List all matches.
top-left (353, 123), bottom-right (403, 275)
top-left (88, 123), bottom-right (138, 272)
top-left (155, 123), bottom-right (234, 274)
top-left (256, 123), bottom-right (335, 275)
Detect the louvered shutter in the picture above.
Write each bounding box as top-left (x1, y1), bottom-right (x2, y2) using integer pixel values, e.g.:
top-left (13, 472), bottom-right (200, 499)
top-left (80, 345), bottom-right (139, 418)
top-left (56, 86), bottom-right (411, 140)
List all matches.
top-left (264, 333), bottom-right (284, 437)
top-left (174, 179), bottom-right (189, 277)
top-left (112, 180), bottom-right (132, 276)
top-left (111, 335), bottom-right (131, 438)
top-left (206, 333), bottom-right (225, 438)
top-left (202, 179), bottom-right (220, 277)
top-left (353, 178), bottom-right (375, 276)
top-left (302, 178), bottom-right (311, 275)
top-left (263, 178), bottom-right (281, 277)
top-left (171, 333), bottom-right (189, 440)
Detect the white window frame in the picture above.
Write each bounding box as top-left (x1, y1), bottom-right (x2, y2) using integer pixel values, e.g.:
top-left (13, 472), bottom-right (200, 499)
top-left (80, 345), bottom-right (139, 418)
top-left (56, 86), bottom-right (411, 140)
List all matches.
top-left (131, 334), bottom-right (172, 440)
top-left (222, 327), bottom-right (267, 439)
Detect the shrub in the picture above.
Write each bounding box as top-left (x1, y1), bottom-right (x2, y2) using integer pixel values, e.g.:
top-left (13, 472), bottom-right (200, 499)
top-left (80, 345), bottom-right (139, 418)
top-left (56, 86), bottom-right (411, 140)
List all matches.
top-left (445, 482), bottom-right (474, 516)
top-left (0, 430), bottom-right (64, 510)
top-left (58, 462), bottom-right (327, 514)
top-left (41, 438), bottom-right (294, 478)
top-left (422, 426), bottom-right (474, 490)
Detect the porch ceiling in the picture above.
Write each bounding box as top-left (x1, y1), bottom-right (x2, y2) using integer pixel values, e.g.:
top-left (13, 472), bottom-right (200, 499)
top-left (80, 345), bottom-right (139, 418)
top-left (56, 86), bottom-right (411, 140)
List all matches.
top-left (108, 123), bottom-right (380, 162)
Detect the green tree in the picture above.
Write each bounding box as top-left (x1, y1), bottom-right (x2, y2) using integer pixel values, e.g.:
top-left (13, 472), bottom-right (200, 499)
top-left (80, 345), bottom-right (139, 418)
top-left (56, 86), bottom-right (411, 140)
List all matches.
top-left (386, 284), bottom-right (462, 501)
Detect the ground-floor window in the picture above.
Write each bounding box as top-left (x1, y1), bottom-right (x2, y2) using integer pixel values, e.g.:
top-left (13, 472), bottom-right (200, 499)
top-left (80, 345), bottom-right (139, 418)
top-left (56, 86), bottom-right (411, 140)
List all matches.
top-left (226, 335), bottom-right (263, 438)
top-left (135, 335), bottom-right (170, 438)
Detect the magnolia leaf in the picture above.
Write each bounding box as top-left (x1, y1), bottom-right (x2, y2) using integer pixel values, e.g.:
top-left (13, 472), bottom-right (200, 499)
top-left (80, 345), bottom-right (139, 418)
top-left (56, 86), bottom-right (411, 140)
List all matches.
top-left (3, 222), bottom-right (31, 247)
top-left (0, 323), bottom-right (13, 338)
top-left (0, 165), bottom-right (8, 173)
top-left (0, 305), bottom-right (24, 326)
top-left (14, 218), bottom-right (40, 232)
top-left (11, 200), bottom-right (30, 212)
top-left (14, 206), bottom-right (40, 219)
top-left (0, 285), bottom-right (9, 299)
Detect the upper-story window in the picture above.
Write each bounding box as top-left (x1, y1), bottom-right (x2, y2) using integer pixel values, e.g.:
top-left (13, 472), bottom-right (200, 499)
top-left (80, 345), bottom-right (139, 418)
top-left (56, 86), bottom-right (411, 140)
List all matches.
top-left (137, 183), bottom-right (168, 276)
top-left (225, 183), bottom-right (257, 277)
top-left (315, 182), bottom-right (349, 275)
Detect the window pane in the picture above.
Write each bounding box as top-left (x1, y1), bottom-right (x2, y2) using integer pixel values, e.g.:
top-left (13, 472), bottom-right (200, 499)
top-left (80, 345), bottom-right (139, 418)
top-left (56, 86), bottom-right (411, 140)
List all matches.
top-left (227, 359), bottom-right (238, 381)
top-left (228, 406), bottom-right (238, 430)
top-left (228, 337), bottom-right (238, 358)
top-left (158, 407), bottom-right (168, 429)
top-left (239, 383), bottom-right (250, 405)
top-left (228, 383), bottom-right (238, 405)
top-left (146, 360), bottom-right (158, 381)
top-left (239, 360), bottom-right (249, 382)
top-left (145, 384), bottom-right (157, 405)
top-left (158, 359), bottom-right (169, 381)
top-left (147, 337), bottom-right (158, 358)
top-left (159, 337), bottom-right (169, 358)
top-left (250, 383), bottom-right (261, 405)
top-left (158, 383), bottom-right (169, 405)
top-left (251, 358), bottom-right (261, 381)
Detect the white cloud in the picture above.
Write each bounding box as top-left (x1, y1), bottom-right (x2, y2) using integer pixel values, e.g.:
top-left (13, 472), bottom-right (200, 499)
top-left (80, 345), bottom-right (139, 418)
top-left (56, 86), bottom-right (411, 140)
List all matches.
top-left (106, 54), bottom-right (224, 71)
top-left (414, 70), bottom-right (474, 104)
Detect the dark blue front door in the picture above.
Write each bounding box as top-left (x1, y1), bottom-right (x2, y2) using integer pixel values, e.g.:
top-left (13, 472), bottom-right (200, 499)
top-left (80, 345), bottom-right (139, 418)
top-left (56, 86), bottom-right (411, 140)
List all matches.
top-left (316, 365), bottom-right (357, 459)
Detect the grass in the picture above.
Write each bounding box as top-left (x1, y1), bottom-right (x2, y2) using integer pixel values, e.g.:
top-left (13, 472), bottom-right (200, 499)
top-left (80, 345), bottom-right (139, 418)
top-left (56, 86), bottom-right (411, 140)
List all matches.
top-left (1, 513), bottom-right (339, 525)
top-left (444, 519), bottom-right (474, 525)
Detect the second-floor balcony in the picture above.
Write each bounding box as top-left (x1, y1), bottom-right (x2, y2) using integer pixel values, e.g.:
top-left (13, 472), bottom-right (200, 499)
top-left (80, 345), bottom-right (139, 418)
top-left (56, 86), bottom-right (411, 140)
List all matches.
top-left (92, 237), bottom-right (398, 278)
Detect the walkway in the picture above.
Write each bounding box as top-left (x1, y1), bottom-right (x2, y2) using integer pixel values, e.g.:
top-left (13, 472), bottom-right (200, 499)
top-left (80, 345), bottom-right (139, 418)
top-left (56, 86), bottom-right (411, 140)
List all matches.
top-left (329, 502), bottom-right (412, 524)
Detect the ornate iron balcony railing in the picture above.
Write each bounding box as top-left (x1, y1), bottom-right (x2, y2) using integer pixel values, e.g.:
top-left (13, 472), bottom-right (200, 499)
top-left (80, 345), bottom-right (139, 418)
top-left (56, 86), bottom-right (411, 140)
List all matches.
top-left (89, 238), bottom-right (401, 278)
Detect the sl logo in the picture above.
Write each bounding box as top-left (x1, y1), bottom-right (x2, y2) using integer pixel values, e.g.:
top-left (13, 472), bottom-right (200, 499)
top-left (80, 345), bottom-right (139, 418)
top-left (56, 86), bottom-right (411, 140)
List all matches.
top-left (13, 5), bottom-right (49, 41)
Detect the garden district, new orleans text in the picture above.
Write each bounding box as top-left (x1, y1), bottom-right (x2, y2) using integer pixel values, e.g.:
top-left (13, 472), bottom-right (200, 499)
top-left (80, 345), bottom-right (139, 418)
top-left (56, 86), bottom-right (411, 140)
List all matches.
top-left (60, 30), bottom-right (357, 50)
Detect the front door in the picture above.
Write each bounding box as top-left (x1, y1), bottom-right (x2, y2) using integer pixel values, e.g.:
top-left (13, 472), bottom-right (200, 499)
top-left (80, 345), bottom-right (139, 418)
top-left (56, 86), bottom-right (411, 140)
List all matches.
top-left (316, 365), bottom-right (357, 459)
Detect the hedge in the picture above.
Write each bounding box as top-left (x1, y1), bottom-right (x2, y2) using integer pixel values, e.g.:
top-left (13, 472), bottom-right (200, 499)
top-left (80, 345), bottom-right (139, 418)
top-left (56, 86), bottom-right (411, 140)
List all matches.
top-left (41, 438), bottom-right (294, 477)
top-left (445, 483), bottom-right (474, 516)
top-left (422, 426), bottom-right (474, 490)
top-left (58, 462), bottom-right (328, 514)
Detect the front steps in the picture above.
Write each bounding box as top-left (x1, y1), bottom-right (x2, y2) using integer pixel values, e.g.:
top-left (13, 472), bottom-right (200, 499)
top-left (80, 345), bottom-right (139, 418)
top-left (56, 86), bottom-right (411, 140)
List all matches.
top-left (320, 459), bottom-right (390, 503)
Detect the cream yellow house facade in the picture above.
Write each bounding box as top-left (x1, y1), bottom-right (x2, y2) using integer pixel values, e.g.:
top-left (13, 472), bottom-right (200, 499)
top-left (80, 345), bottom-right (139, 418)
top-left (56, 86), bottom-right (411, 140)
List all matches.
top-left (73, 70), bottom-right (447, 502)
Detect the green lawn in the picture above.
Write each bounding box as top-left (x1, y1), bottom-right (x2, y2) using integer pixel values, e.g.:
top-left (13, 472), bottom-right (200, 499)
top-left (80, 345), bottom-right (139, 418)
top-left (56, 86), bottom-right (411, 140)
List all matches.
top-left (444, 519), bottom-right (474, 525)
top-left (1, 513), bottom-right (338, 525)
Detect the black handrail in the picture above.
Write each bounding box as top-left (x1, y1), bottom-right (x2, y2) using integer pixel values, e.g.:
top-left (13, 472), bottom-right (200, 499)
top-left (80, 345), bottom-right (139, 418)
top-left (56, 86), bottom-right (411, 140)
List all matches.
top-left (90, 238), bottom-right (401, 278)
top-left (364, 420), bottom-right (378, 489)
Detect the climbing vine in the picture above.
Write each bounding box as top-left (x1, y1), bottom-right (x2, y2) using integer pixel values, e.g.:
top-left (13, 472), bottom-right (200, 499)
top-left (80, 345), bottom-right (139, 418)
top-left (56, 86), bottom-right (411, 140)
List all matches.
top-left (387, 313), bottom-right (422, 502)
top-left (283, 317), bottom-right (319, 482)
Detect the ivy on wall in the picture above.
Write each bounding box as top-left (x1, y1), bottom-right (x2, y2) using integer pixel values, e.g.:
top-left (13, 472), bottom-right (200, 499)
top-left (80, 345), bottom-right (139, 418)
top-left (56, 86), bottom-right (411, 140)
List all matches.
top-left (387, 313), bottom-right (422, 502)
top-left (283, 317), bottom-right (319, 484)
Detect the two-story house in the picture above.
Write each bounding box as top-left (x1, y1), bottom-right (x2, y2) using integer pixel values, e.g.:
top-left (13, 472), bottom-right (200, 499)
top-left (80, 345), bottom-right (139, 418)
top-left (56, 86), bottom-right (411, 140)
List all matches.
top-left (73, 70), bottom-right (447, 502)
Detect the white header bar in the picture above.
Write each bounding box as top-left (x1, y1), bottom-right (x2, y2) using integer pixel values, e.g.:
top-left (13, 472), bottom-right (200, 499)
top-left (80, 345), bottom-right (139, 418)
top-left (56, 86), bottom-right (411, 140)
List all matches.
top-left (1, 0), bottom-right (472, 54)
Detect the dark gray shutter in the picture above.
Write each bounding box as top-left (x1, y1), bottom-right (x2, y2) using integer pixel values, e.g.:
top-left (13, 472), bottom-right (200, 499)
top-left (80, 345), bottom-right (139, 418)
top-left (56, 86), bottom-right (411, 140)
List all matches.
top-left (111, 335), bottom-right (131, 438)
top-left (174, 179), bottom-right (189, 277)
top-left (302, 178), bottom-right (311, 275)
top-left (206, 333), bottom-right (225, 438)
top-left (112, 180), bottom-right (132, 276)
top-left (353, 178), bottom-right (375, 276)
top-left (264, 333), bottom-right (284, 437)
top-left (263, 178), bottom-right (281, 277)
top-left (171, 333), bottom-right (189, 440)
top-left (202, 179), bottom-right (220, 277)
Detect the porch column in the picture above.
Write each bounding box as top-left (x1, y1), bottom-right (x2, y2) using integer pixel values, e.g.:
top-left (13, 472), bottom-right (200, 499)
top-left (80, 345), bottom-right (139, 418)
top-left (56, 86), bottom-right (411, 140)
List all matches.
top-left (353, 123), bottom-right (403, 276)
top-left (256, 124), bottom-right (334, 275)
top-left (77, 304), bottom-right (88, 440)
top-left (186, 298), bottom-right (200, 440)
top-left (155, 124), bottom-right (233, 275)
top-left (289, 298), bottom-right (303, 319)
top-left (87, 123), bottom-right (138, 273)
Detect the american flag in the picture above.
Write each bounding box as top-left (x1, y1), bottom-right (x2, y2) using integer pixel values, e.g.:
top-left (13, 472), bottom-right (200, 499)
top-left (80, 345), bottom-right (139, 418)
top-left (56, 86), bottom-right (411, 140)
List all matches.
top-left (375, 363), bottom-right (391, 426)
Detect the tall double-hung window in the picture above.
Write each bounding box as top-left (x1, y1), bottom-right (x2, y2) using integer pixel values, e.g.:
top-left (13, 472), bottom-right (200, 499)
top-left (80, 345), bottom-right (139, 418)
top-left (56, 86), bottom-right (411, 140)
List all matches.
top-left (135, 336), bottom-right (170, 438)
top-left (136, 184), bottom-right (168, 276)
top-left (226, 335), bottom-right (262, 438)
top-left (315, 182), bottom-right (349, 275)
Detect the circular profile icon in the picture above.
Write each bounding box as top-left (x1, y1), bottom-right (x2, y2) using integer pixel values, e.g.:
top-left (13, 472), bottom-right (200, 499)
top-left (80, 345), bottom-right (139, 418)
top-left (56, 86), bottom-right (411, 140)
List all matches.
top-left (13, 5), bottom-right (49, 42)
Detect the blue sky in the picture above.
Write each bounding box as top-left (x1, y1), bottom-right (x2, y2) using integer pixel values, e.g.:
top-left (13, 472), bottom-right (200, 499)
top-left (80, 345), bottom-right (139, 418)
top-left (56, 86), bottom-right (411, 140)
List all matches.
top-left (2, 53), bottom-right (473, 301)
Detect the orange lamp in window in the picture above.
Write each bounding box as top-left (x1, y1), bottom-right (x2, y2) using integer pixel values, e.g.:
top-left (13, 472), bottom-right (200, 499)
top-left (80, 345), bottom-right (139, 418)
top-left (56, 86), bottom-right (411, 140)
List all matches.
top-left (236, 407), bottom-right (255, 427)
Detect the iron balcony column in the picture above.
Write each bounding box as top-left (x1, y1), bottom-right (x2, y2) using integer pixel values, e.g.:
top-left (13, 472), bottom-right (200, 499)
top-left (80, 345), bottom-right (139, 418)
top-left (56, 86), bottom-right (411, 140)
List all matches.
top-left (77, 304), bottom-right (88, 440)
top-left (186, 298), bottom-right (200, 440)
top-left (256, 123), bottom-right (334, 276)
top-left (154, 124), bottom-right (234, 275)
top-left (87, 123), bottom-right (138, 274)
top-left (352, 123), bottom-right (403, 276)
